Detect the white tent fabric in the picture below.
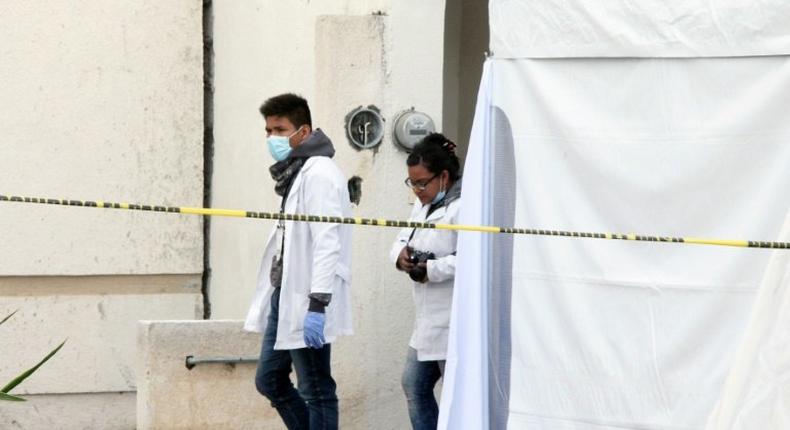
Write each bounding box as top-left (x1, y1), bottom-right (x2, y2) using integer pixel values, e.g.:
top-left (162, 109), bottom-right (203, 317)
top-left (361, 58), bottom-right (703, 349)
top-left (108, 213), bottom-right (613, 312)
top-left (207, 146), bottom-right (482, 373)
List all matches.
top-left (441, 55), bottom-right (790, 430)
top-left (490, 0), bottom-right (790, 58)
top-left (706, 213), bottom-right (790, 430)
top-left (440, 3), bottom-right (790, 428)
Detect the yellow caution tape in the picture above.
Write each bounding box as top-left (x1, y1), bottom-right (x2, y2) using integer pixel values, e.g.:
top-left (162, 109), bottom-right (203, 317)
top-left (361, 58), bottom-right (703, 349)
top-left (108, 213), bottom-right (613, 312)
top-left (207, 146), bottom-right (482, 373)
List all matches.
top-left (1, 194), bottom-right (788, 249)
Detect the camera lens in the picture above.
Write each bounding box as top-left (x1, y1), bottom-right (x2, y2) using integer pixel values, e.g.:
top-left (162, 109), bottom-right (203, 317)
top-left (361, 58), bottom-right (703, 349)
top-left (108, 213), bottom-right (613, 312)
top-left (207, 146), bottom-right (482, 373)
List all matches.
top-left (409, 266), bottom-right (427, 282)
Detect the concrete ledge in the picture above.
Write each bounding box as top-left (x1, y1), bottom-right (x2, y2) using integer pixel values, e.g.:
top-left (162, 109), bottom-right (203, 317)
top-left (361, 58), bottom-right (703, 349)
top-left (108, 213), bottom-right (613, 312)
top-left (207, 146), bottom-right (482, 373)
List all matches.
top-left (0, 274), bottom-right (201, 296)
top-left (136, 320), bottom-right (280, 430)
top-left (0, 392), bottom-right (135, 430)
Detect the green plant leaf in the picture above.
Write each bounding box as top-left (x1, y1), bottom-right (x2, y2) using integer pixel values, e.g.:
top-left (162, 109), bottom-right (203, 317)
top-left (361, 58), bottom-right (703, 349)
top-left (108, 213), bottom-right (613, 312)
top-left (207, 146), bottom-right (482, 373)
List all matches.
top-left (0, 310), bottom-right (18, 326)
top-left (0, 392), bottom-right (26, 401)
top-left (1, 339), bottom-right (67, 394)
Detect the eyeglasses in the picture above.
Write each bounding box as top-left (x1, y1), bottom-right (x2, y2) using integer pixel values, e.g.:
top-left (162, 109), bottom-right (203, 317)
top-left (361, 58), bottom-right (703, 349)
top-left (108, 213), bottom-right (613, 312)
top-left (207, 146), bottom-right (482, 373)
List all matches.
top-left (404, 173), bottom-right (439, 191)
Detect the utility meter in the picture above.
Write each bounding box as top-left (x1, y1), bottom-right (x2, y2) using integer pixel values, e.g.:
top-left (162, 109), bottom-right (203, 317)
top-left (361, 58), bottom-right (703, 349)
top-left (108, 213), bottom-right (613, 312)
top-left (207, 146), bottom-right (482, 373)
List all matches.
top-left (345, 105), bottom-right (385, 150)
top-left (393, 109), bottom-right (435, 152)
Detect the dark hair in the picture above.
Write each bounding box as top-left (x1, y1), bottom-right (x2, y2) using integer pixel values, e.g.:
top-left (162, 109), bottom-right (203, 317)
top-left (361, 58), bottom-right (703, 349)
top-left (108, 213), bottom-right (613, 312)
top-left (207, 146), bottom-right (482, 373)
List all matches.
top-left (406, 133), bottom-right (461, 180)
top-left (259, 93), bottom-right (312, 128)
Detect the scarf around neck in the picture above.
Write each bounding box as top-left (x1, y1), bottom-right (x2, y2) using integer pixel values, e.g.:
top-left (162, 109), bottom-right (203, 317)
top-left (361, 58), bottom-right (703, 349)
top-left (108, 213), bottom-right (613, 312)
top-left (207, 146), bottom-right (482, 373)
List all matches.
top-left (269, 128), bottom-right (335, 198)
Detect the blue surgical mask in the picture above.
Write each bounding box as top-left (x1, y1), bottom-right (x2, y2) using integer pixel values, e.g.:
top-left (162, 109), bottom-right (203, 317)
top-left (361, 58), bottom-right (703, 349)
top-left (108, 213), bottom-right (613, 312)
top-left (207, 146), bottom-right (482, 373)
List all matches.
top-left (430, 178), bottom-right (446, 205)
top-left (267, 127), bottom-right (302, 161)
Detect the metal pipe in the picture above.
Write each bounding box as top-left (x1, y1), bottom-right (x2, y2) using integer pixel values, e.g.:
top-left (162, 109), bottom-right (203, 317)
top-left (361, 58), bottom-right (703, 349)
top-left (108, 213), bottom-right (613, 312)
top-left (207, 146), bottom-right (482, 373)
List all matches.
top-left (185, 355), bottom-right (258, 370)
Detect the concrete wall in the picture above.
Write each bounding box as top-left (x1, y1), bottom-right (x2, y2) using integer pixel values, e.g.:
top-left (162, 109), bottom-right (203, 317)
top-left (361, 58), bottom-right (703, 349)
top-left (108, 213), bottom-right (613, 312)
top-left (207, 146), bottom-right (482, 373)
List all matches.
top-left (208, 0), bottom-right (448, 427)
top-left (0, 0), bottom-right (204, 276)
top-left (0, 1), bottom-right (204, 428)
top-left (0, 0), bottom-right (488, 427)
top-left (136, 320), bottom-right (269, 430)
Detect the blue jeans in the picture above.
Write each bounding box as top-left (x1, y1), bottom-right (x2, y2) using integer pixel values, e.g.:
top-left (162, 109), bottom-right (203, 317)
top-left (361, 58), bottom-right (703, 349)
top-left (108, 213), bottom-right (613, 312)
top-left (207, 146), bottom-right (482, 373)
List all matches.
top-left (402, 347), bottom-right (445, 430)
top-left (255, 287), bottom-right (338, 430)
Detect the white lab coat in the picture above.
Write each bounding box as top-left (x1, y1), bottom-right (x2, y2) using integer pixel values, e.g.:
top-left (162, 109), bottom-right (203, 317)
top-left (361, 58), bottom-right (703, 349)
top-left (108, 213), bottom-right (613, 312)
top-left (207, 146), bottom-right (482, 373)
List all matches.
top-left (390, 194), bottom-right (459, 361)
top-left (244, 156), bottom-right (353, 350)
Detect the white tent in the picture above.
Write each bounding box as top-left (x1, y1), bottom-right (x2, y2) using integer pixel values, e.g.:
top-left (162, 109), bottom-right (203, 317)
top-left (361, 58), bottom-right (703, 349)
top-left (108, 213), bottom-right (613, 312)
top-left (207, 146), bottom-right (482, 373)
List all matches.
top-left (440, 2), bottom-right (790, 429)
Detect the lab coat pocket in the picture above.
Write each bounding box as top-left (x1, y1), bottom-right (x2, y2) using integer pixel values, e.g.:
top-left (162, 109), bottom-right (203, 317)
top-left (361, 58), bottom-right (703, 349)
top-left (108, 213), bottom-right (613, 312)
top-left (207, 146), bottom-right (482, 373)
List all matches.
top-left (285, 292), bottom-right (309, 338)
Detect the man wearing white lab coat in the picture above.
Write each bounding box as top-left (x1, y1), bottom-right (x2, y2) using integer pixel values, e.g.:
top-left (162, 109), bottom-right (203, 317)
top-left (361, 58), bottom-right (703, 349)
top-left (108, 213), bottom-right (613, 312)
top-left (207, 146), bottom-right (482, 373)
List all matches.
top-left (246, 93), bottom-right (352, 430)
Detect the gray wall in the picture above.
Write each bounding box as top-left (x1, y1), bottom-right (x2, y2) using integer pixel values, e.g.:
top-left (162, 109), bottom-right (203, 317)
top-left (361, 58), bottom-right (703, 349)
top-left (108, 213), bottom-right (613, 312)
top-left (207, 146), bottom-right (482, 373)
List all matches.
top-left (0, 1), bottom-right (204, 428)
top-left (444, 0), bottom-right (490, 161)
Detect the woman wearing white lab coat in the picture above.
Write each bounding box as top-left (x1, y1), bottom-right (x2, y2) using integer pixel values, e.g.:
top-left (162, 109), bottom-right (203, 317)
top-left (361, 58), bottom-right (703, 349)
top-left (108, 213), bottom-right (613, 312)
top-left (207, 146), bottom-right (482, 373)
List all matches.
top-left (389, 133), bottom-right (462, 430)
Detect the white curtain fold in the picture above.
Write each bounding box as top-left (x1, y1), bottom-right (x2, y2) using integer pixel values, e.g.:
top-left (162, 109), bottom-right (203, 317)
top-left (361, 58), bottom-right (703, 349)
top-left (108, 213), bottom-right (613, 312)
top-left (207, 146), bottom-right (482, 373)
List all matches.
top-left (706, 213), bottom-right (790, 430)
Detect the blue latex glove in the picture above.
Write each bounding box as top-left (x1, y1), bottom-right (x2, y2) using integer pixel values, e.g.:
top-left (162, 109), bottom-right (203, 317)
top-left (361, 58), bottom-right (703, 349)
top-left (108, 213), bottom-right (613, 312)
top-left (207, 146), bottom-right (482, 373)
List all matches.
top-left (303, 311), bottom-right (326, 349)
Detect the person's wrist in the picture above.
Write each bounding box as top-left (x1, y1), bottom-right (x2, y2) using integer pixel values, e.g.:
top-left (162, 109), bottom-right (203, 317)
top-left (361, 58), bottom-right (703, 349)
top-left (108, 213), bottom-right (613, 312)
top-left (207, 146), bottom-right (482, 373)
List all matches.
top-left (308, 297), bottom-right (328, 313)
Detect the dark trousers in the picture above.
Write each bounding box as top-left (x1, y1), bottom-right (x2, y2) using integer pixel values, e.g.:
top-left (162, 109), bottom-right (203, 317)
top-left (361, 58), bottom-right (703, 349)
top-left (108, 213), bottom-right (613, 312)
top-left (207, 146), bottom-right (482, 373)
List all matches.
top-left (255, 287), bottom-right (338, 430)
top-left (402, 347), bottom-right (445, 430)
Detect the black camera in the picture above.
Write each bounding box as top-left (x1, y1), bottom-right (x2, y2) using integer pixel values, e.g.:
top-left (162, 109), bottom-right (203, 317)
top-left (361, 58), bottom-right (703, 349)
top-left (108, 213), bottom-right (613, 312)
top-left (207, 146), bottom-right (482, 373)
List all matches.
top-left (408, 249), bottom-right (435, 282)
